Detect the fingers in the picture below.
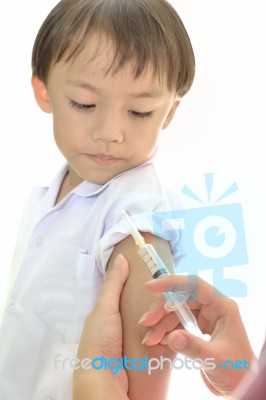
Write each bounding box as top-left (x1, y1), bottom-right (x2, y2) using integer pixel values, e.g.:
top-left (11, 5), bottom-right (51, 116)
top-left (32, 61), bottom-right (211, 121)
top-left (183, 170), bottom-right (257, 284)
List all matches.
top-left (145, 274), bottom-right (223, 305)
top-left (138, 296), bottom-right (168, 326)
top-left (141, 313), bottom-right (181, 345)
top-left (96, 254), bottom-right (129, 314)
top-left (166, 330), bottom-right (212, 360)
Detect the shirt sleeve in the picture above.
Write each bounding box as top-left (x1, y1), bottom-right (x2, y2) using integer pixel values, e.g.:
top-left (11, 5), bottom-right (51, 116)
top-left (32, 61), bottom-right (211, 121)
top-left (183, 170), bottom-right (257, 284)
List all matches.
top-left (95, 190), bottom-right (183, 274)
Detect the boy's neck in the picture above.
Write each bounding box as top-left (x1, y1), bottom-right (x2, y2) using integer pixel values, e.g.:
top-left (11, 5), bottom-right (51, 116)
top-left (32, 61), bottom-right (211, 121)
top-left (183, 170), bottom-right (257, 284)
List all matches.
top-left (55, 169), bottom-right (82, 205)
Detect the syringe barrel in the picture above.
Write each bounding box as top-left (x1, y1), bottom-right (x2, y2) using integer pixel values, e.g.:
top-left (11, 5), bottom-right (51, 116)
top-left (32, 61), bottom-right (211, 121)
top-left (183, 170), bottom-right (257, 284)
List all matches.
top-left (164, 291), bottom-right (202, 336)
top-left (138, 244), bottom-right (169, 278)
top-left (138, 243), bottom-right (203, 337)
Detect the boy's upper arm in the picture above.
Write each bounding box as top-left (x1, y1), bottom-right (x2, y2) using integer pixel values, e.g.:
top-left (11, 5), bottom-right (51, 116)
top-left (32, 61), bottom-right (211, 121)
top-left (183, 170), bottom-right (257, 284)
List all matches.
top-left (107, 233), bottom-right (176, 400)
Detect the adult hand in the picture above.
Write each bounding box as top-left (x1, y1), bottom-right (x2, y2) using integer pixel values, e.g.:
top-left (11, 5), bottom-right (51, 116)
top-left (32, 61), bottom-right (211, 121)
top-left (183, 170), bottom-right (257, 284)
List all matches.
top-left (139, 275), bottom-right (256, 399)
top-left (73, 254), bottom-right (129, 400)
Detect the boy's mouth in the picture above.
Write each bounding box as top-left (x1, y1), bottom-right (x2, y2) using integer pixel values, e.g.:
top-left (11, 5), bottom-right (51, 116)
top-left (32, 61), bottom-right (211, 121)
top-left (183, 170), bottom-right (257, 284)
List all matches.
top-left (87, 153), bottom-right (120, 166)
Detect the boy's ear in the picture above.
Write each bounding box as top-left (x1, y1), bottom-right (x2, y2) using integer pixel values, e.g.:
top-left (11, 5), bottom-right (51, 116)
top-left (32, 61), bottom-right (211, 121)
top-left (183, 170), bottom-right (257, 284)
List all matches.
top-left (162, 98), bottom-right (180, 129)
top-left (31, 76), bottom-right (52, 113)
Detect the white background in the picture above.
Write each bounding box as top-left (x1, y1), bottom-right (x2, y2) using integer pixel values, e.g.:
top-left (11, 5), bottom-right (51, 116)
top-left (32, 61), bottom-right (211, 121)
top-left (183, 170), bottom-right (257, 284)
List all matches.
top-left (0, 1), bottom-right (265, 399)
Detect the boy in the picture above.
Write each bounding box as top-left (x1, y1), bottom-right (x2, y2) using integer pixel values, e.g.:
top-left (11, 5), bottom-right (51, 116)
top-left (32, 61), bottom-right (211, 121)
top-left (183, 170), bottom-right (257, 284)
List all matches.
top-left (0, 0), bottom-right (195, 399)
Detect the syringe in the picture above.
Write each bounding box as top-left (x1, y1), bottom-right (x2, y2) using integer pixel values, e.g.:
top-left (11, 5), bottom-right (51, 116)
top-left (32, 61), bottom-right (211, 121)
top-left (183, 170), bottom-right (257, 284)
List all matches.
top-left (121, 209), bottom-right (203, 337)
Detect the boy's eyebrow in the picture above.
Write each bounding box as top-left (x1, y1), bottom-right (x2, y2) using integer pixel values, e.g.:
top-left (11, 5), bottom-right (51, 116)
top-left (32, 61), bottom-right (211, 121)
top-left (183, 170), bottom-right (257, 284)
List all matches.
top-left (65, 79), bottom-right (163, 98)
top-left (130, 90), bottom-right (163, 99)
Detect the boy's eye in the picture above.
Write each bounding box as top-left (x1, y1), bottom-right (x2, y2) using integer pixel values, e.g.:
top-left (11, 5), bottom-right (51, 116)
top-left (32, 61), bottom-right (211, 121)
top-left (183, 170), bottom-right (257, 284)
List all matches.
top-left (129, 110), bottom-right (153, 119)
top-left (69, 99), bottom-right (95, 112)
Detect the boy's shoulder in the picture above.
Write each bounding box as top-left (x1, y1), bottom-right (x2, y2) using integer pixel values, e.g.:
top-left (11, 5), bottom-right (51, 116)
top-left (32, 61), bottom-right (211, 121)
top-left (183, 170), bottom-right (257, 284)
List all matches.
top-left (101, 160), bottom-right (182, 215)
top-left (109, 161), bottom-right (162, 193)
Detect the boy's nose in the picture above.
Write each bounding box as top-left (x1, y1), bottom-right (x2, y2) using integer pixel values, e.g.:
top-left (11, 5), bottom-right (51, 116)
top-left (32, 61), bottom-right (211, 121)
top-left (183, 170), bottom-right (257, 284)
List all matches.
top-left (93, 112), bottom-right (124, 143)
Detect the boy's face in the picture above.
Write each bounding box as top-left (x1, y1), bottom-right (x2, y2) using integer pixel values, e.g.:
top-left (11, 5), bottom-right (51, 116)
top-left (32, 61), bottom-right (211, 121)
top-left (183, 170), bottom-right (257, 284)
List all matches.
top-left (33, 37), bottom-right (179, 186)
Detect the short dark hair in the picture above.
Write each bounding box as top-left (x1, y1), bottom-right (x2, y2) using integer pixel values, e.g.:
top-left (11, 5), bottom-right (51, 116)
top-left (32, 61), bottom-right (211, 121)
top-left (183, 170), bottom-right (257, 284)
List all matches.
top-left (32, 0), bottom-right (195, 96)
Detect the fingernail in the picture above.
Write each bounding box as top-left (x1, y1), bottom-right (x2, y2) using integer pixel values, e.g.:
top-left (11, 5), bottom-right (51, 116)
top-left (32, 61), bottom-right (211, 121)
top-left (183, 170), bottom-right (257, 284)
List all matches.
top-left (138, 312), bottom-right (148, 325)
top-left (160, 336), bottom-right (168, 345)
top-left (113, 253), bottom-right (124, 268)
top-left (141, 329), bottom-right (151, 345)
top-left (169, 332), bottom-right (187, 351)
top-left (144, 279), bottom-right (154, 286)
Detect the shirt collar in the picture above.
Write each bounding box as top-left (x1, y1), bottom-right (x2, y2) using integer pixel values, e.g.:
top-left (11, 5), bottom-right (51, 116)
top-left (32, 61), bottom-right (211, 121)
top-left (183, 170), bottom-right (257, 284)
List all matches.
top-left (46, 152), bottom-right (157, 199)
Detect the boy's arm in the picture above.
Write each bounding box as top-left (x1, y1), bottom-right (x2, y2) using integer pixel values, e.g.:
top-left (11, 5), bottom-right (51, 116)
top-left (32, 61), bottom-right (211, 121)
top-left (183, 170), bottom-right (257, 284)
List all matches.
top-left (73, 373), bottom-right (129, 400)
top-left (107, 233), bottom-right (176, 400)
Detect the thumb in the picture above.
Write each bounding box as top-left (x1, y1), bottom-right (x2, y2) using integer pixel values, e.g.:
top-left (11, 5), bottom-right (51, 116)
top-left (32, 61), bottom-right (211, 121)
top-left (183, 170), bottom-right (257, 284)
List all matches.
top-left (167, 330), bottom-right (212, 361)
top-left (97, 254), bottom-right (129, 314)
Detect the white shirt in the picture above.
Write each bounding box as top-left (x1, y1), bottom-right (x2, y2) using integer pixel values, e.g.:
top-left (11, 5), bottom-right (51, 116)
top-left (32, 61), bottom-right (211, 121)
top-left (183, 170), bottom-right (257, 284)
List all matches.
top-left (0, 160), bottom-right (181, 400)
